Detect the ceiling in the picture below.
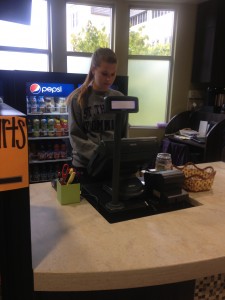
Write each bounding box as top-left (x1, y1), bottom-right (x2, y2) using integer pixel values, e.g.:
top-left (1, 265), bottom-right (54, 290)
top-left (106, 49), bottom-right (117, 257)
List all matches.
top-left (128, 0), bottom-right (206, 3)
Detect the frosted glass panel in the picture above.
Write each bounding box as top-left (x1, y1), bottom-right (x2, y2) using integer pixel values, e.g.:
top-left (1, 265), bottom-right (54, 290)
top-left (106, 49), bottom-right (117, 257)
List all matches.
top-left (67, 56), bottom-right (91, 74)
top-left (0, 51), bottom-right (48, 71)
top-left (128, 59), bottom-right (170, 126)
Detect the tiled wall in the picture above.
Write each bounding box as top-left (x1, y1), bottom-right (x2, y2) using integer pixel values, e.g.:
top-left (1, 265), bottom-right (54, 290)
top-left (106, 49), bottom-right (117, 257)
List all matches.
top-left (194, 273), bottom-right (225, 300)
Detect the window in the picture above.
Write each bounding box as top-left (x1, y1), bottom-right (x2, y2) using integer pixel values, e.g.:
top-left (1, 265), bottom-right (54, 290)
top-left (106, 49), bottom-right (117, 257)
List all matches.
top-left (66, 3), bottom-right (113, 74)
top-left (0, 0), bottom-right (49, 71)
top-left (128, 8), bottom-right (175, 126)
top-left (0, 2), bottom-right (176, 128)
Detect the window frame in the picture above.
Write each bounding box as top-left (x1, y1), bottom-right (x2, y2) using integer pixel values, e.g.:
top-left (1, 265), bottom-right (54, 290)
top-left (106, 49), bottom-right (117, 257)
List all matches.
top-left (66, 2), bottom-right (116, 66)
top-left (0, 0), bottom-right (51, 71)
top-left (0, 1), bottom-right (178, 128)
top-left (128, 5), bottom-right (177, 127)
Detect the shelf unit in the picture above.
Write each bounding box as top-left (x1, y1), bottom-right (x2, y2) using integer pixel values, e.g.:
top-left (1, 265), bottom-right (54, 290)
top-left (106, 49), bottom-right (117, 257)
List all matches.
top-left (164, 110), bottom-right (225, 164)
top-left (192, 0), bottom-right (225, 86)
top-left (27, 112), bottom-right (72, 183)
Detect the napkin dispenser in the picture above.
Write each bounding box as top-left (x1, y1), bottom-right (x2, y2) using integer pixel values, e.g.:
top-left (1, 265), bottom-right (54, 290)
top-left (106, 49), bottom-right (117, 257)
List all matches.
top-left (144, 169), bottom-right (188, 204)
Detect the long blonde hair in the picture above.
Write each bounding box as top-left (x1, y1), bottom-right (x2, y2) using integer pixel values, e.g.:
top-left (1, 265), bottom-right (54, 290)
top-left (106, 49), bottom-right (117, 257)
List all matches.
top-left (66, 48), bottom-right (118, 108)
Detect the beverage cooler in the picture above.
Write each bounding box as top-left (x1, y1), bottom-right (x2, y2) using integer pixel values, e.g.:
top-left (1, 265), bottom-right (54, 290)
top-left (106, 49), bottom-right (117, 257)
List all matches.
top-left (26, 81), bottom-right (74, 183)
top-left (0, 69), bottom-right (128, 184)
top-left (0, 102), bottom-right (33, 299)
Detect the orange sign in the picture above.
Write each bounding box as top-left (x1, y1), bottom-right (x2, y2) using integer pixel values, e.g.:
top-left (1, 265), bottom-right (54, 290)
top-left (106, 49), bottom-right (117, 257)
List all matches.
top-left (0, 116), bottom-right (29, 191)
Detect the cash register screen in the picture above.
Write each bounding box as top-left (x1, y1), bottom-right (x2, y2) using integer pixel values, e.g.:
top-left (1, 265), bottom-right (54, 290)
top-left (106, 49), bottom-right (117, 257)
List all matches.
top-left (104, 96), bottom-right (139, 113)
top-left (87, 137), bottom-right (158, 180)
top-left (111, 100), bottom-right (136, 110)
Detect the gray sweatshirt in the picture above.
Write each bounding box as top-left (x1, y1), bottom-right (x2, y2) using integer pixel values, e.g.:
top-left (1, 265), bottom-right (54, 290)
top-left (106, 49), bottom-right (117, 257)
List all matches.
top-left (68, 86), bottom-right (128, 168)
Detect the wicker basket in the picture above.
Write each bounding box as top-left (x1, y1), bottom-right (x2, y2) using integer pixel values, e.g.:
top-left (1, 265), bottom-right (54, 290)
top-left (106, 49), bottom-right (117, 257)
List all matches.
top-left (174, 162), bottom-right (216, 192)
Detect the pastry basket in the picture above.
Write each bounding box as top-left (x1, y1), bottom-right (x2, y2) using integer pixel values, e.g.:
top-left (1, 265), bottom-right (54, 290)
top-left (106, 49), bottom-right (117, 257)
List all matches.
top-left (174, 162), bottom-right (216, 192)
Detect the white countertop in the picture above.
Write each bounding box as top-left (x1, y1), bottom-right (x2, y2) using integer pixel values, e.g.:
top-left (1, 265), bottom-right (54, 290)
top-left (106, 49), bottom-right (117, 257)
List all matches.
top-left (30, 161), bottom-right (225, 291)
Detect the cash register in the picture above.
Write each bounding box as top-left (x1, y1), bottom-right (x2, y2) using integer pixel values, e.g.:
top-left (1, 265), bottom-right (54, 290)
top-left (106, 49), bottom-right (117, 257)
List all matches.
top-left (82, 96), bottom-right (192, 223)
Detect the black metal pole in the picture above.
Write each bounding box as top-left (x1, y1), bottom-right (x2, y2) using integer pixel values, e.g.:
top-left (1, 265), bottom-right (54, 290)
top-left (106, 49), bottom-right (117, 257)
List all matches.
top-left (105, 113), bottom-right (124, 211)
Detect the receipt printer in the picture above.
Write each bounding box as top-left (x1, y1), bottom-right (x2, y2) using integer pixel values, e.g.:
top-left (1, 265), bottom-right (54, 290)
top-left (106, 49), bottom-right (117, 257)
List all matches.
top-left (144, 169), bottom-right (188, 204)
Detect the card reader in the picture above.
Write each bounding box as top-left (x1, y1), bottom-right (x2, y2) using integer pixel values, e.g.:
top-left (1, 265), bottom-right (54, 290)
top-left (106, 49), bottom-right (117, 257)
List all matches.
top-left (144, 169), bottom-right (188, 204)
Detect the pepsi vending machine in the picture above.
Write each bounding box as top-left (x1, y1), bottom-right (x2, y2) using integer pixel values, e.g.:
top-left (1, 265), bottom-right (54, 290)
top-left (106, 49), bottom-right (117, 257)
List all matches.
top-left (25, 81), bottom-right (75, 183)
top-left (0, 69), bottom-right (128, 183)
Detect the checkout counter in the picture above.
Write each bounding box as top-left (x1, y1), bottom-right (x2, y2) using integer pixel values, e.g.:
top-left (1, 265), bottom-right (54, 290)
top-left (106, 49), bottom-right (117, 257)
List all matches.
top-left (0, 103), bottom-right (33, 300)
top-left (30, 161), bottom-right (225, 300)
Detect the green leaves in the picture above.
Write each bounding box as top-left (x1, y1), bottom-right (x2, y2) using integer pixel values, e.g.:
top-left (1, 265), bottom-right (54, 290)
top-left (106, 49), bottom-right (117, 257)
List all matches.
top-left (129, 26), bottom-right (171, 56)
top-left (70, 21), bottom-right (109, 53)
top-left (70, 21), bottom-right (171, 56)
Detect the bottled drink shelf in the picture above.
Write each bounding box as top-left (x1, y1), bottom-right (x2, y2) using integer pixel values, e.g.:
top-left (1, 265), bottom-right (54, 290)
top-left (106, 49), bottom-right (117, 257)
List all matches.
top-left (28, 136), bottom-right (69, 140)
top-left (29, 157), bottom-right (72, 164)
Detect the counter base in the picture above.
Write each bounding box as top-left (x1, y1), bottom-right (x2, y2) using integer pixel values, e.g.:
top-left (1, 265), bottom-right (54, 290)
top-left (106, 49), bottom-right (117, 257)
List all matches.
top-left (34, 280), bottom-right (195, 300)
top-left (81, 183), bottom-right (193, 223)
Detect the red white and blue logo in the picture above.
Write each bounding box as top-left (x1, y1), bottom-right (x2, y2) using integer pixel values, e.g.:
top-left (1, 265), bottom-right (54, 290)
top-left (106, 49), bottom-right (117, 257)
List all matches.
top-left (26, 82), bottom-right (74, 97)
top-left (30, 83), bottom-right (41, 94)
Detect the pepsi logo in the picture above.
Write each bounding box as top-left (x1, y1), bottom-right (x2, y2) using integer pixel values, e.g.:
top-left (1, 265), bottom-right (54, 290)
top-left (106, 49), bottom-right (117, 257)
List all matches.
top-left (30, 83), bottom-right (41, 94)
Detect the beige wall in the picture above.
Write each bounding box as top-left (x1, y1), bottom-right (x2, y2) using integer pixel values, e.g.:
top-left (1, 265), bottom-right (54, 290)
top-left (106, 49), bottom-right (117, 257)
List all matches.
top-left (169, 4), bottom-right (197, 118)
top-left (128, 127), bottom-right (165, 142)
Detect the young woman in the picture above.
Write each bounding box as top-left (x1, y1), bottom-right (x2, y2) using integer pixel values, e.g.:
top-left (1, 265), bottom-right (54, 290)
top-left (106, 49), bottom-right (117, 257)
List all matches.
top-left (66, 48), bottom-right (128, 180)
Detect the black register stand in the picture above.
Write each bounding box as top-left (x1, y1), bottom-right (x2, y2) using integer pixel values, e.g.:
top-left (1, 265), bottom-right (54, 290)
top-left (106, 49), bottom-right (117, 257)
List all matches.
top-left (104, 96), bottom-right (140, 211)
top-left (105, 109), bottom-right (125, 211)
top-left (0, 103), bottom-right (33, 299)
top-left (82, 96), bottom-right (160, 222)
top-left (82, 96), bottom-right (145, 221)
top-left (82, 97), bottom-right (193, 223)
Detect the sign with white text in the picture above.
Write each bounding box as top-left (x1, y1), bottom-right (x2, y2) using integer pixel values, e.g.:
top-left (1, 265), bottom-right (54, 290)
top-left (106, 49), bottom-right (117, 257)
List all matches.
top-left (0, 116), bottom-right (29, 191)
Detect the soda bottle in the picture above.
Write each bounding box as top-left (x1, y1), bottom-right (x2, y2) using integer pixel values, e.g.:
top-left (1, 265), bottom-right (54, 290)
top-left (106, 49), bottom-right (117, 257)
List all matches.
top-left (55, 119), bottom-right (62, 136)
top-left (40, 118), bottom-right (48, 136)
top-left (53, 143), bottom-right (60, 159)
top-left (55, 98), bottom-right (60, 112)
top-left (46, 143), bottom-right (54, 160)
top-left (48, 118), bottom-right (55, 137)
top-left (60, 118), bottom-right (67, 136)
top-left (60, 143), bottom-right (67, 159)
top-left (45, 97), bottom-right (54, 113)
top-left (26, 96), bottom-right (31, 114)
top-left (27, 118), bottom-right (33, 137)
top-left (60, 98), bottom-right (67, 113)
top-left (39, 96), bottom-right (46, 113)
top-left (38, 144), bottom-right (46, 160)
top-left (33, 118), bottom-right (40, 137)
top-left (30, 96), bottom-right (37, 113)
